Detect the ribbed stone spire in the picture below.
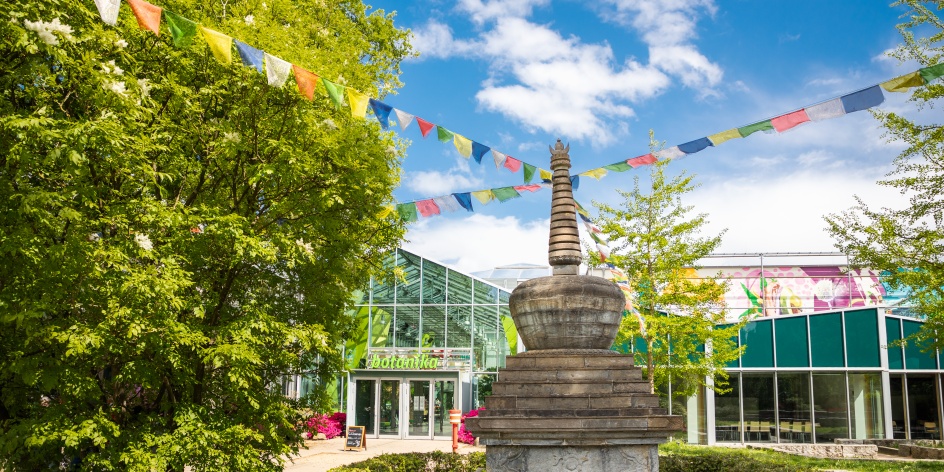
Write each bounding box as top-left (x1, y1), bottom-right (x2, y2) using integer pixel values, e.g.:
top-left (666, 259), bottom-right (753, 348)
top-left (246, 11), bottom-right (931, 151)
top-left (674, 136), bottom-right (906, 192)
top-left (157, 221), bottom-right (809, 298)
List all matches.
top-left (547, 139), bottom-right (582, 275)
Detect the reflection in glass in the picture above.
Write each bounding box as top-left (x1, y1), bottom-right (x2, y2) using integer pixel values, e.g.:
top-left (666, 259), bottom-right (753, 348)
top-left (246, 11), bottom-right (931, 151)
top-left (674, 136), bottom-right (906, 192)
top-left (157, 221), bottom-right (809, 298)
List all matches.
top-left (715, 375), bottom-right (741, 442)
top-left (849, 373), bottom-right (884, 439)
top-left (812, 374), bottom-right (849, 442)
top-left (778, 373), bottom-right (812, 443)
top-left (394, 306), bottom-right (420, 347)
top-left (397, 251), bottom-right (422, 303)
top-left (447, 269), bottom-right (473, 305)
top-left (890, 375), bottom-right (906, 439)
top-left (369, 307), bottom-right (393, 348)
top-left (379, 380), bottom-right (399, 435)
top-left (907, 375), bottom-right (940, 440)
top-left (741, 374), bottom-right (776, 443)
top-left (433, 380), bottom-right (456, 436)
top-left (422, 260), bottom-right (447, 304)
top-left (355, 380), bottom-right (376, 435)
top-left (473, 374), bottom-right (494, 409)
top-left (409, 381), bottom-right (430, 437)
top-left (421, 305), bottom-right (446, 348)
top-left (446, 306), bottom-right (472, 348)
top-left (474, 280), bottom-right (498, 304)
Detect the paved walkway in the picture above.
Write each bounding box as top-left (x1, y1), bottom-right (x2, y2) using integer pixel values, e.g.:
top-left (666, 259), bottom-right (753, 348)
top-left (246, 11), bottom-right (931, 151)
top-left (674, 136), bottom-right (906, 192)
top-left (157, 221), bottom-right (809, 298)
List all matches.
top-left (284, 438), bottom-right (485, 472)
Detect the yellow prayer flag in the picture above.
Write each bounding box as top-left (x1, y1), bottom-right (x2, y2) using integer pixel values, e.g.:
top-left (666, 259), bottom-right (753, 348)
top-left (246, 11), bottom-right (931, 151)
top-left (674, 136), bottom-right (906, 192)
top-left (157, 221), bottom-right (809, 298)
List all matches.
top-left (472, 190), bottom-right (495, 205)
top-left (881, 71), bottom-right (925, 92)
top-left (453, 134), bottom-right (473, 158)
top-left (377, 205), bottom-right (394, 219)
top-left (346, 89), bottom-right (369, 119)
top-left (199, 26), bottom-right (232, 64)
top-left (539, 168), bottom-right (552, 181)
top-left (579, 168), bottom-right (608, 180)
top-left (708, 129), bottom-right (741, 146)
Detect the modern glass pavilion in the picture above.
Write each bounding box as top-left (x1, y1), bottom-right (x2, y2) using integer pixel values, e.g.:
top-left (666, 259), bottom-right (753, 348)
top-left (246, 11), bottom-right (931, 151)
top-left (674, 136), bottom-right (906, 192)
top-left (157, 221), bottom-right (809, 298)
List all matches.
top-left (340, 249), bottom-right (516, 440)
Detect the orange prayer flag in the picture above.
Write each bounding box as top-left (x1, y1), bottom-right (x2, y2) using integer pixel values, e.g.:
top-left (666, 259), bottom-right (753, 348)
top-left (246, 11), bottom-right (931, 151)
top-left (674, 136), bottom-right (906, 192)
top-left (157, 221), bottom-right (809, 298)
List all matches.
top-left (292, 65), bottom-right (319, 101)
top-left (127, 0), bottom-right (162, 35)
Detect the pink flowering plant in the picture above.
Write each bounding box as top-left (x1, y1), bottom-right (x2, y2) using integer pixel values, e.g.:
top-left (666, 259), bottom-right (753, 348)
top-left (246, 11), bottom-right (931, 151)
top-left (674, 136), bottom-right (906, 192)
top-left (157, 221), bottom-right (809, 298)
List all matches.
top-left (457, 407), bottom-right (484, 444)
top-left (303, 412), bottom-right (345, 439)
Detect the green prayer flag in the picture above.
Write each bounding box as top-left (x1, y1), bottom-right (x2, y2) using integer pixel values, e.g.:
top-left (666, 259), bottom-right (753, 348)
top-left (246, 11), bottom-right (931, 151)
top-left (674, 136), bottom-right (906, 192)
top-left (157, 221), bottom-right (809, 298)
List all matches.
top-left (436, 126), bottom-right (454, 143)
top-left (165, 11), bottom-right (197, 47)
top-left (322, 79), bottom-right (345, 108)
top-left (920, 63), bottom-right (944, 84)
top-left (738, 120), bottom-right (773, 138)
top-left (523, 163), bottom-right (536, 184)
top-left (492, 187), bottom-right (521, 202)
top-left (396, 203), bottom-right (418, 223)
top-left (603, 161), bottom-right (633, 172)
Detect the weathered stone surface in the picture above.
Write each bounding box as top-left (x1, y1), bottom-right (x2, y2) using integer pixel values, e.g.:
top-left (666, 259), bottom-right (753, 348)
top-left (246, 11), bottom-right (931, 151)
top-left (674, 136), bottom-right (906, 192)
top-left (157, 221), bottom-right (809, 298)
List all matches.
top-left (486, 445), bottom-right (658, 472)
top-left (748, 444), bottom-right (878, 459)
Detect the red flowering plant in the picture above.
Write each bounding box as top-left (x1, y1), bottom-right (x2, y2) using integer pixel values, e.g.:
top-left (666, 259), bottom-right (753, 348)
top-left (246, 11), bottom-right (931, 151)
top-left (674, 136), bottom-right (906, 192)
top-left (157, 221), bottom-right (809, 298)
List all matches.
top-left (457, 407), bottom-right (484, 444)
top-left (303, 412), bottom-right (344, 439)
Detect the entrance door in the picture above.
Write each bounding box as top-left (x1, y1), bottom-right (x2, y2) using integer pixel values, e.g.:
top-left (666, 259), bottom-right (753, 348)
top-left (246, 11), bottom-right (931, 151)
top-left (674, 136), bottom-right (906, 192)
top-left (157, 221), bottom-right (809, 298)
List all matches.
top-left (433, 380), bottom-right (456, 437)
top-left (408, 380), bottom-right (431, 437)
top-left (354, 379), bottom-right (376, 435)
top-left (379, 380), bottom-right (400, 436)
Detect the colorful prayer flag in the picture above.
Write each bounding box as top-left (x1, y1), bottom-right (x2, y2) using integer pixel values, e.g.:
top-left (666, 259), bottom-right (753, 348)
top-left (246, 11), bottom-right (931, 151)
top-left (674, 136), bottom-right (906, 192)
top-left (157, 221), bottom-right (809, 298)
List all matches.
top-left (654, 146), bottom-right (684, 160)
top-left (492, 187), bottom-right (520, 202)
top-left (580, 168), bottom-right (608, 180)
top-left (472, 142), bottom-right (490, 164)
top-left (513, 184), bottom-right (542, 193)
top-left (436, 126), bottom-right (454, 143)
top-left (603, 161), bottom-right (633, 172)
top-left (804, 98), bottom-right (844, 121)
top-left (539, 168), bottom-right (552, 182)
top-left (369, 99), bottom-right (393, 129)
top-left (771, 109), bottom-right (810, 132)
top-left (322, 79), bottom-right (345, 107)
top-left (881, 71), bottom-right (925, 92)
top-left (570, 175), bottom-right (580, 190)
top-left (707, 129), bottom-right (741, 146)
top-left (292, 65), bottom-right (319, 100)
top-left (127, 0), bottom-right (162, 34)
top-left (503, 155), bottom-right (521, 172)
top-left (165, 12), bottom-right (197, 47)
top-left (433, 195), bottom-right (461, 212)
top-left (453, 193), bottom-right (473, 212)
top-left (235, 40), bottom-right (263, 73)
top-left (453, 134), bottom-right (472, 157)
top-left (397, 203), bottom-right (418, 223)
top-left (840, 85), bottom-right (884, 114)
top-left (346, 88), bottom-right (369, 118)
top-left (264, 53), bottom-right (292, 87)
top-left (627, 153), bottom-right (656, 168)
top-left (94, 0), bottom-right (122, 25)
top-left (920, 63), bottom-right (944, 83)
top-left (678, 137), bottom-right (712, 154)
top-left (394, 108), bottom-right (414, 130)
top-left (199, 26), bottom-right (232, 64)
top-left (416, 117), bottom-right (435, 138)
top-left (472, 190), bottom-right (495, 205)
top-left (415, 199), bottom-right (441, 217)
top-left (523, 163), bottom-right (536, 184)
top-left (738, 120), bottom-right (774, 138)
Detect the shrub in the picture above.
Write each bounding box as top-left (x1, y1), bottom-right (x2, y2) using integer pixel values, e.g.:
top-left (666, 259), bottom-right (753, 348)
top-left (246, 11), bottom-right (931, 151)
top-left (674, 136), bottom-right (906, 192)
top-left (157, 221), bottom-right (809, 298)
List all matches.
top-left (457, 407), bottom-right (484, 445)
top-left (327, 451), bottom-right (486, 472)
top-left (304, 412), bottom-right (344, 439)
top-left (660, 450), bottom-right (813, 472)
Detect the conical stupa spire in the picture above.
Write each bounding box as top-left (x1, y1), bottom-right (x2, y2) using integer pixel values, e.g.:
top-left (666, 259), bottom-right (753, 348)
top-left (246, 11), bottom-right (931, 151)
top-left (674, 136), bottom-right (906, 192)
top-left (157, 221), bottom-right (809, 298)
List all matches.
top-left (547, 139), bottom-right (582, 275)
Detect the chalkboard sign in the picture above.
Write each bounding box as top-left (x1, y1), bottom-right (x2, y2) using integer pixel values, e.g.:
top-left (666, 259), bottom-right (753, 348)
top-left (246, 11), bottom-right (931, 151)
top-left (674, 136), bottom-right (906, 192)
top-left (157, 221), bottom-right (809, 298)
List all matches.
top-left (344, 426), bottom-right (366, 451)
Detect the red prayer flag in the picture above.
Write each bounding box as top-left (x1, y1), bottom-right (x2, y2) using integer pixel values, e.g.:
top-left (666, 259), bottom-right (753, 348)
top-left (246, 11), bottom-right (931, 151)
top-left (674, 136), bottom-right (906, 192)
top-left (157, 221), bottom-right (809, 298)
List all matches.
top-left (771, 109), bottom-right (810, 132)
top-left (415, 199), bottom-right (441, 217)
top-left (626, 153), bottom-right (656, 168)
top-left (513, 184), bottom-right (542, 193)
top-left (127, 0), bottom-right (162, 35)
top-left (292, 65), bottom-right (319, 100)
top-left (416, 117), bottom-right (435, 138)
top-left (504, 156), bottom-right (522, 172)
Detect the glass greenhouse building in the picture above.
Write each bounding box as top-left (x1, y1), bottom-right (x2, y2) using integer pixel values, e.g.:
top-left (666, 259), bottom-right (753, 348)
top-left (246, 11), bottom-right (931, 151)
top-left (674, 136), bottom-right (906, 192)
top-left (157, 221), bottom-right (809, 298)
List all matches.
top-left (339, 249), bottom-right (516, 440)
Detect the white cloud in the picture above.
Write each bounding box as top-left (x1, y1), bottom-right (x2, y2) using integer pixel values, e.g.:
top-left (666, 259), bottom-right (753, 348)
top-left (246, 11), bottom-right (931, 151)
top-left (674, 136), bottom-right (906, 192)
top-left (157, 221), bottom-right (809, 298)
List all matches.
top-left (404, 159), bottom-right (484, 195)
top-left (410, 21), bottom-right (473, 60)
top-left (458, 0), bottom-right (550, 23)
top-left (403, 214), bottom-right (550, 273)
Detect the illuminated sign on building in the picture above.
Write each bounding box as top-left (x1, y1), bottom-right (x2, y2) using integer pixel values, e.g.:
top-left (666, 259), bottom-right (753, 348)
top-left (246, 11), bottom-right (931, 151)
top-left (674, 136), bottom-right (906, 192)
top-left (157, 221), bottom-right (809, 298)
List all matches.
top-left (367, 353), bottom-right (441, 369)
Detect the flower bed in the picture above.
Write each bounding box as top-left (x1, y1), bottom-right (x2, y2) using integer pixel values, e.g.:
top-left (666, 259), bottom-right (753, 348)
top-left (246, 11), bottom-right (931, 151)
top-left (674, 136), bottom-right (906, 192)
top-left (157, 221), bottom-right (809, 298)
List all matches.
top-left (304, 412), bottom-right (347, 439)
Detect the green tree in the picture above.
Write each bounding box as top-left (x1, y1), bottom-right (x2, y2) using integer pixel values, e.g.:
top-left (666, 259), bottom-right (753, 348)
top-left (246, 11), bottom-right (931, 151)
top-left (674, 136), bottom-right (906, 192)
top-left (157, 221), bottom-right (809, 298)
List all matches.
top-left (0, 0), bottom-right (412, 470)
top-left (589, 135), bottom-right (744, 396)
top-left (826, 0), bottom-right (944, 352)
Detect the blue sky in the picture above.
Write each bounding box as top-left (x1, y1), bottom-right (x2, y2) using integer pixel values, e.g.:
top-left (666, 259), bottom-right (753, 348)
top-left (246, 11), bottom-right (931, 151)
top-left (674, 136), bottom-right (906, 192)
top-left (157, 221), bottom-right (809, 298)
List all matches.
top-left (367, 0), bottom-right (928, 273)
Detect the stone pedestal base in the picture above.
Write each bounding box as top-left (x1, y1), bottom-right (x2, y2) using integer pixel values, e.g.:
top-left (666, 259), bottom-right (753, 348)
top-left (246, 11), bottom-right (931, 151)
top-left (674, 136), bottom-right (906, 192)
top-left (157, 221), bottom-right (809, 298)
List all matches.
top-left (485, 443), bottom-right (659, 472)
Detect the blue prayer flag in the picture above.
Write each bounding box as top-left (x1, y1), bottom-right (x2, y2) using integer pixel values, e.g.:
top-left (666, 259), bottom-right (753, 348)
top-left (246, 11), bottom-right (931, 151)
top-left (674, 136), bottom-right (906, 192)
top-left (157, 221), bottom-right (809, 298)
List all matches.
top-left (840, 85), bottom-right (884, 114)
top-left (234, 40), bottom-right (264, 73)
top-left (471, 142), bottom-right (490, 164)
top-left (369, 99), bottom-right (393, 130)
top-left (678, 137), bottom-right (712, 154)
top-left (570, 175), bottom-right (580, 190)
top-left (453, 193), bottom-right (474, 212)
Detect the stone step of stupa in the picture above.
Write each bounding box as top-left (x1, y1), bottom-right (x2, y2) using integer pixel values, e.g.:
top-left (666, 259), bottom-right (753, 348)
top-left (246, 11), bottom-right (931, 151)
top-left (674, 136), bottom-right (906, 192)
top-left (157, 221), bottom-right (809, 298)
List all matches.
top-left (484, 393), bottom-right (662, 410)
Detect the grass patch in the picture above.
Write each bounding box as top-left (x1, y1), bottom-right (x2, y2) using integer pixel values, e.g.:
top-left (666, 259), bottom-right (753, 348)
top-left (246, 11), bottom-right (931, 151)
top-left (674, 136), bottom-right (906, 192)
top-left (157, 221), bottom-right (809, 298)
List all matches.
top-left (661, 441), bottom-right (943, 472)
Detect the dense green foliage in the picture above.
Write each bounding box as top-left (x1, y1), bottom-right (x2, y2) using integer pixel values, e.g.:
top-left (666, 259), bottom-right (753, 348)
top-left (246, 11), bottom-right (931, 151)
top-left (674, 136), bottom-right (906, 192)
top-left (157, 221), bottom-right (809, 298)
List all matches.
top-left (326, 451), bottom-right (486, 472)
top-left (589, 134), bottom-right (745, 396)
top-left (826, 0), bottom-right (944, 352)
top-left (0, 0), bottom-right (412, 469)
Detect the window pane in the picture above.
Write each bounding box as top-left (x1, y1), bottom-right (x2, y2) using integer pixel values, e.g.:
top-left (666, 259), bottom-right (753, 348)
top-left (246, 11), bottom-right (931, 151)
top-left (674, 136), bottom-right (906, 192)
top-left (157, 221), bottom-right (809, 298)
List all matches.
top-left (845, 309), bottom-right (880, 367)
top-left (778, 373), bottom-right (812, 443)
top-left (775, 316), bottom-right (809, 368)
top-left (809, 313), bottom-right (844, 367)
top-left (907, 375), bottom-right (941, 440)
top-left (740, 320), bottom-right (774, 368)
top-left (421, 305), bottom-right (446, 348)
top-left (812, 374), bottom-right (848, 443)
top-left (904, 320), bottom-right (937, 370)
top-left (370, 307), bottom-right (394, 348)
top-left (714, 375), bottom-right (741, 442)
top-left (849, 373), bottom-right (884, 439)
top-left (499, 290), bottom-right (511, 304)
top-left (887, 318), bottom-right (903, 370)
top-left (422, 259), bottom-right (447, 304)
top-left (446, 306), bottom-right (472, 348)
top-left (890, 375), bottom-right (906, 439)
top-left (397, 251), bottom-right (422, 304)
top-left (474, 280), bottom-right (498, 304)
top-left (473, 374), bottom-right (495, 409)
top-left (447, 270), bottom-right (473, 305)
top-left (395, 306), bottom-right (420, 347)
top-left (741, 374), bottom-right (776, 443)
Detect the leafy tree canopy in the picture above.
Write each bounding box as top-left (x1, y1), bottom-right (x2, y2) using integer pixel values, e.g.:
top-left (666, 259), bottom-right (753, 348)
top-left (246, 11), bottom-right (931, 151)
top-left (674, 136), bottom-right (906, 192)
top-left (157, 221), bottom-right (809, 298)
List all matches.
top-left (0, 0), bottom-right (412, 469)
top-left (588, 134), bottom-right (744, 397)
top-left (826, 0), bottom-right (944, 352)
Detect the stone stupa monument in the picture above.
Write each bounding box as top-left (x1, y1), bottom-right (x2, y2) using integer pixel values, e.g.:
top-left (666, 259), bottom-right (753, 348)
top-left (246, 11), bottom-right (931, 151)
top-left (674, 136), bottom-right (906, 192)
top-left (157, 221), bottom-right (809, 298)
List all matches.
top-left (464, 140), bottom-right (682, 471)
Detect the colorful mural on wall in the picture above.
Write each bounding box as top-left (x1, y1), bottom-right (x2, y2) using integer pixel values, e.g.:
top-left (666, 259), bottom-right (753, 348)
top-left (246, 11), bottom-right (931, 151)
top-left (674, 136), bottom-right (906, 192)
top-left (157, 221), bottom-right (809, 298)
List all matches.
top-left (687, 266), bottom-right (913, 322)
